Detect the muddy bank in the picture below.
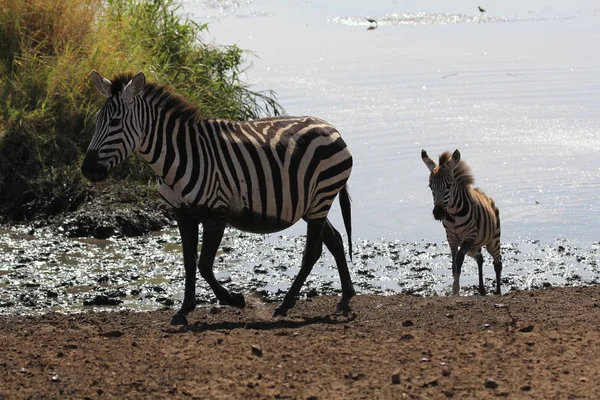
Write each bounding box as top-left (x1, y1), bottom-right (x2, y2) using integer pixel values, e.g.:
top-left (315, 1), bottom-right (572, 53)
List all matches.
top-left (1, 286), bottom-right (599, 399)
top-left (0, 219), bottom-right (599, 316)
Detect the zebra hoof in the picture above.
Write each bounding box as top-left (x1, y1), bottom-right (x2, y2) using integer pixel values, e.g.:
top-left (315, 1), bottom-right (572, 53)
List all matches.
top-left (336, 299), bottom-right (352, 316)
top-left (230, 292), bottom-right (246, 309)
top-left (273, 306), bottom-right (288, 317)
top-left (170, 313), bottom-right (189, 326)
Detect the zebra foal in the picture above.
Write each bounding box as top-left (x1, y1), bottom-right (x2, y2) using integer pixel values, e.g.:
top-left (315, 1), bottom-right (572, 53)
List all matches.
top-left (421, 149), bottom-right (502, 296)
top-left (81, 71), bottom-right (355, 325)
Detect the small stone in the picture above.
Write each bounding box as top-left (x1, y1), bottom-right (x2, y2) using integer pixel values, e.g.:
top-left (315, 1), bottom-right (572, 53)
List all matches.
top-left (481, 324), bottom-right (491, 330)
top-left (391, 373), bottom-right (401, 385)
top-left (402, 320), bottom-right (414, 327)
top-left (100, 330), bottom-right (123, 338)
top-left (520, 385), bottom-right (531, 391)
top-left (251, 345), bottom-right (263, 357)
top-left (442, 368), bottom-right (450, 377)
top-left (51, 375), bottom-right (60, 382)
top-left (445, 313), bottom-right (454, 319)
top-left (493, 303), bottom-right (506, 308)
top-left (307, 396), bottom-right (319, 400)
top-left (217, 338), bottom-right (224, 345)
top-left (519, 325), bottom-right (534, 333)
top-left (484, 378), bottom-right (498, 389)
top-left (400, 334), bottom-right (414, 341)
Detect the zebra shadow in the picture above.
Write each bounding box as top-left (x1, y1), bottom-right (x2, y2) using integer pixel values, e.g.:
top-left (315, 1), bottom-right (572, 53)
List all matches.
top-left (162, 313), bottom-right (355, 334)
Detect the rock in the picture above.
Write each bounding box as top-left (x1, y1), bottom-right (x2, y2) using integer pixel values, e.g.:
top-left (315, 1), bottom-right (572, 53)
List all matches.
top-left (391, 373), bottom-right (401, 384)
top-left (520, 385), bottom-right (532, 391)
top-left (101, 330), bottom-right (123, 338)
top-left (402, 320), bottom-right (414, 327)
top-left (251, 345), bottom-right (263, 357)
top-left (83, 295), bottom-right (123, 306)
top-left (400, 334), bottom-right (414, 341)
top-left (519, 325), bottom-right (534, 333)
top-left (484, 378), bottom-right (498, 389)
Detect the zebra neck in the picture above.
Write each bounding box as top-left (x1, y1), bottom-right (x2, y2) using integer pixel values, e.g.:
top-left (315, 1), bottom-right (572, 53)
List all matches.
top-left (446, 184), bottom-right (471, 217)
top-left (138, 113), bottom-right (207, 189)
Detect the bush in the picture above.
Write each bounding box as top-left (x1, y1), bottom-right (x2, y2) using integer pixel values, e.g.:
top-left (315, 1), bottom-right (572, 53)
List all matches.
top-left (0, 0), bottom-right (283, 221)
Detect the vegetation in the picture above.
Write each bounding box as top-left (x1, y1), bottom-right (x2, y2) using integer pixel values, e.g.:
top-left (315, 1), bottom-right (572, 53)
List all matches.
top-left (0, 0), bottom-right (283, 221)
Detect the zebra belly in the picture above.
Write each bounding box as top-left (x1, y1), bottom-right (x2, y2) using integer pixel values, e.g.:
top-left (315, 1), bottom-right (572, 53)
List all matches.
top-left (226, 212), bottom-right (296, 234)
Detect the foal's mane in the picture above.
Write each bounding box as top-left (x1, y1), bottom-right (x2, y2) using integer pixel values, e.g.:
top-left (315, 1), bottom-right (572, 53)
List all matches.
top-left (438, 151), bottom-right (475, 187)
top-left (109, 73), bottom-right (201, 122)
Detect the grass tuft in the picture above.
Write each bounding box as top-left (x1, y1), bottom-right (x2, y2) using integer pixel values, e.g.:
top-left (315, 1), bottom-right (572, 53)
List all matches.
top-left (0, 0), bottom-right (283, 221)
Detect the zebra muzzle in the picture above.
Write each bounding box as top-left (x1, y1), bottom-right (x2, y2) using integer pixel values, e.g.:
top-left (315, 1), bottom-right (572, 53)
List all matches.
top-left (432, 205), bottom-right (446, 221)
top-left (81, 150), bottom-right (109, 182)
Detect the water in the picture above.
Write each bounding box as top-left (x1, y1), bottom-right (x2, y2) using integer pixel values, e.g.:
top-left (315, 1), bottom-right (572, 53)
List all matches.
top-left (182, 0), bottom-right (600, 243)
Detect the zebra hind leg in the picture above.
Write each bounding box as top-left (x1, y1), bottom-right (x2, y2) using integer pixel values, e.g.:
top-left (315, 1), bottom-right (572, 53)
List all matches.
top-left (487, 244), bottom-right (503, 295)
top-left (273, 217), bottom-right (325, 317)
top-left (322, 219), bottom-right (355, 315)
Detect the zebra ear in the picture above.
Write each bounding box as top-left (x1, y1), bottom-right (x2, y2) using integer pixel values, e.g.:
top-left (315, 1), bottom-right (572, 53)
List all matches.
top-left (452, 149), bottom-right (461, 164)
top-left (91, 70), bottom-right (112, 98)
top-left (122, 71), bottom-right (146, 104)
top-left (421, 150), bottom-right (436, 172)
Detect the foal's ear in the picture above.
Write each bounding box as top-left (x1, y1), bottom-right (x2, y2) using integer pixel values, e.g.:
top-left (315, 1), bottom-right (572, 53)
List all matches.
top-left (91, 70), bottom-right (112, 98)
top-left (421, 149), bottom-right (436, 172)
top-left (122, 71), bottom-right (146, 104)
top-left (449, 149), bottom-right (461, 169)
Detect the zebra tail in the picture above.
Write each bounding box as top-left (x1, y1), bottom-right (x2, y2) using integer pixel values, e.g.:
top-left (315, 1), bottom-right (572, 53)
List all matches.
top-left (339, 185), bottom-right (353, 262)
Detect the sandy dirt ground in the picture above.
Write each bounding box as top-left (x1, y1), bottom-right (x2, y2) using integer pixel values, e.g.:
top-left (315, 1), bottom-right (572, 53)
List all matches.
top-left (1, 285), bottom-right (599, 399)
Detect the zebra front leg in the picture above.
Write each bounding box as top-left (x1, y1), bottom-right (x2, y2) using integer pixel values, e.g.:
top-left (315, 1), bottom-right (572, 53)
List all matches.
top-left (449, 245), bottom-right (460, 295)
top-left (452, 242), bottom-right (472, 295)
top-left (322, 219), bottom-right (355, 314)
top-left (198, 220), bottom-right (246, 309)
top-left (171, 211), bottom-right (199, 325)
top-left (274, 218), bottom-right (325, 317)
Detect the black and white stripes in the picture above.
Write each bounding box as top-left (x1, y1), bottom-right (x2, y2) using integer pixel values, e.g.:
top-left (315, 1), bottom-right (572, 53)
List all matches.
top-left (421, 149), bottom-right (503, 296)
top-left (82, 71), bottom-right (355, 324)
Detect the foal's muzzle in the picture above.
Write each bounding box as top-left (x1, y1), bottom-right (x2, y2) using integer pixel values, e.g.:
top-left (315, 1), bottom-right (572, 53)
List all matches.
top-left (432, 205), bottom-right (447, 221)
top-left (81, 150), bottom-right (108, 182)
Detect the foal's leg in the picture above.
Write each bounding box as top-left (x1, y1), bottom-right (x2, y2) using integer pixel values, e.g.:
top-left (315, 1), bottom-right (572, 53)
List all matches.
top-left (486, 241), bottom-right (503, 295)
top-left (322, 219), bottom-right (355, 313)
top-left (198, 219), bottom-right (246, 309)
top-left (274, 217), bottom-right (326, 317)
top-left (472, 249), bottom-right (486, 296)
top-left (171, 210), bottom-right (199, 325)
top-left (453, 240), bottom-right (473, 296)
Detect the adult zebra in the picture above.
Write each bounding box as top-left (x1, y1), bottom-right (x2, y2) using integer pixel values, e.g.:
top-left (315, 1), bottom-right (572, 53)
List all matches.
top-left (421, 149), bottom-right (502, 296)
top-left (82, 71), bottom-right (355, 325)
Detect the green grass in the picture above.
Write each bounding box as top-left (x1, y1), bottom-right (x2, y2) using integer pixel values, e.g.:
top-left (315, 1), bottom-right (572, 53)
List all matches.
top-left (0, 0), bottom-right (283, 221)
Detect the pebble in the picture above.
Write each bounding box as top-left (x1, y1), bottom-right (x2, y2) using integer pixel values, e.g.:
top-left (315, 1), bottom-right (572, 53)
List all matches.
top-left (484, 378), bottom-right (498, 389)
top-left (251, 345), bottom-right (263, 357)
top-left (391, 373), bottom-right (401, 384)
top-left (519, 325), bottom-right (534, 333)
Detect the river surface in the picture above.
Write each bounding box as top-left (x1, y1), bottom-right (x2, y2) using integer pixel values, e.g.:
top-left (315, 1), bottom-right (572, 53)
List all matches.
top-left (183, 0), bottom-right (600, 243)
top-left (1, 0), bottom-right (599, 315)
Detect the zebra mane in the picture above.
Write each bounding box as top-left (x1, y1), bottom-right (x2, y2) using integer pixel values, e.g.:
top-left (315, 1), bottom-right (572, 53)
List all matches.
top-left (438, 151), bottom-right (475, 187)
top-left (109, 73), bottom-right (200, 121)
